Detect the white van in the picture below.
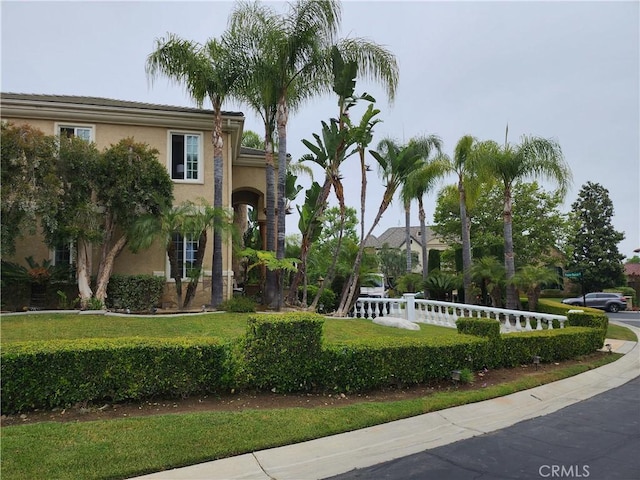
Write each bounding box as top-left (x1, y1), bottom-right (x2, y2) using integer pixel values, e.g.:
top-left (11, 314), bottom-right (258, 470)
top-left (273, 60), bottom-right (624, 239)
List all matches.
top-left (359, 273), bottom-right (388, 298)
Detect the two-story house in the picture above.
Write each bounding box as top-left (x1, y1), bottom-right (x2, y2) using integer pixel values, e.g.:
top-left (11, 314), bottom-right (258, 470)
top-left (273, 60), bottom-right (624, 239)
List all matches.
top-left (1, 93), bottom-right (269, 307)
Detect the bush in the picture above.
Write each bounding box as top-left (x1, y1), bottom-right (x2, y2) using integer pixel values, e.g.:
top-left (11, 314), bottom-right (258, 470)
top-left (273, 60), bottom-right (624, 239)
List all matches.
top-left (456, 318), bottom-right (501, 340)
top-left (540, 289), bottom-right (565, 298)
top-left (1, 337), bottom-right (230, 414)
top-left (298, 285), bottom-right (337, 313)
top-left (243, 313), bottom-right (325, 392)
top-left (106, 274), bottom-right (165, 311)
top-left (219, 296), bottom-right (256, 313)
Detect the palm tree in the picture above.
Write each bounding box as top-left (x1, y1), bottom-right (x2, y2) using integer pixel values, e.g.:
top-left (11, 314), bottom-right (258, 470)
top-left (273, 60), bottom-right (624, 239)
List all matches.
top-left (146, 33), bottom-right (240, 307)
top-left (477, 135), bottom-right (571, 310)
top-left (336, 137), bottom-right (431, 316)
top-left (399, 135), bottom-right (444, 279)
top-left (471, 256), bottom-right (505, 307)
top-left (228, 0), bottom-right (398, 309)
top-left (511, 264), bottom-right (559, 312)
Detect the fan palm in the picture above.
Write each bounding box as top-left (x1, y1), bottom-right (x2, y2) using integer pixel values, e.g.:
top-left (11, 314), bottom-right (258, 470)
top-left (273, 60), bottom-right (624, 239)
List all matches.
top-left (476, 135), bottom-right (571, 309)
top-left (336, 137), bottom-right (431, 315)
top-left (228, 0), bottom-right (398, 309)
top-left (399, 135), bottom-right (444, 278)
top-left (146, 33), bottom-right (240, 307)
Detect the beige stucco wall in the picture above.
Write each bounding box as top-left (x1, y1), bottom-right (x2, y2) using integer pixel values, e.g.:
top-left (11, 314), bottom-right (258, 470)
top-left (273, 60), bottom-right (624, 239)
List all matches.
top-left (2, 102), bottom-right (262, 304)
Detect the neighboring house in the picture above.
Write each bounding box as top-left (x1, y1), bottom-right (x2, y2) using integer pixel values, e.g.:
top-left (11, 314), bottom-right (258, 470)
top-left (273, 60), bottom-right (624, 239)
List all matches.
top-left (624, 262), bottom-right (640, 304)
top-left (1, 93), bottom-right (269, 307)
top-left (365, 226), bottom-right (448, 273)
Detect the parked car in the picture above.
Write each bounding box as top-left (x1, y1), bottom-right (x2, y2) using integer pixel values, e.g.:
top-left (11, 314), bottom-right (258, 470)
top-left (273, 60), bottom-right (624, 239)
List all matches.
top-left (562, 292), bottom-right (627, 312)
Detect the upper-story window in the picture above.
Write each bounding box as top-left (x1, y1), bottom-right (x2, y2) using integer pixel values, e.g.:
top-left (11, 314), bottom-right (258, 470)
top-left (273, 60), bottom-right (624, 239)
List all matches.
top-left (170, 132), bottom-right (201, 181)
top-left (58, 124), bottom-right (93, 142)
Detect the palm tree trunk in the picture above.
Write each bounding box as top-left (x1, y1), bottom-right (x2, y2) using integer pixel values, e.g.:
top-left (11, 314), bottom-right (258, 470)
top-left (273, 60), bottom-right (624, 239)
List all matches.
top-left (264, 141), bottom-right (277, 307)
top-left (459, 182), bottom-right (474, 304)
top-left (418, 198), bottom-right (428, 282)
top-left (336, 196), bottom-right (390, 316)
top-left (404, 201), bottom-right (412, 273)
top-left (210, 102), bottom-right (225, 307)
top-left (503, 187), bottom-right (518, 309)
top-left (274, 96), bottom-right (289, 310)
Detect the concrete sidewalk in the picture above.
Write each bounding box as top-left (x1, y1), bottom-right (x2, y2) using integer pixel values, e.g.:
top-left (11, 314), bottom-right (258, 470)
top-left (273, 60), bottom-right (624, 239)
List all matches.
top-left (133, 324), bottom-right (639, 480)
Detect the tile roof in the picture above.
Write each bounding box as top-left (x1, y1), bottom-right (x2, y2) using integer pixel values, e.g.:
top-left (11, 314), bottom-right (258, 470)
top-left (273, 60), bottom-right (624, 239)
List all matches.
top-left (625, 263), bottom-right (640, 276)
top-left (365, 226), bottom-right (433, 249)
top-left (0, 92), bottom-right (243, 116)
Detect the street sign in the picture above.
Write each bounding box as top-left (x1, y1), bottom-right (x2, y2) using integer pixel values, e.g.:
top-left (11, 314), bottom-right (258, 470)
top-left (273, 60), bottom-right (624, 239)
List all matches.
top-left (565, 271), bottom-right (582, 279)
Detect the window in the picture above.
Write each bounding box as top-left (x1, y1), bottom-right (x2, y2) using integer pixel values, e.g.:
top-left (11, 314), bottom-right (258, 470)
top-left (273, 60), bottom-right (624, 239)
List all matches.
top-left (52, 242), bottom-right (76, 281)
top-left (58, 125), bottom-right (93, 142)
top-left (170, 133), bottom-right (200, 181)
top-left (171, 233), bottom-right (200, 278)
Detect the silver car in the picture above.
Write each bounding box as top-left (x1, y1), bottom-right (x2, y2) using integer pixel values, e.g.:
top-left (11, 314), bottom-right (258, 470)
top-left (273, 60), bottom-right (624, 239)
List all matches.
top-left (562, 292), bottom-right (627, 313)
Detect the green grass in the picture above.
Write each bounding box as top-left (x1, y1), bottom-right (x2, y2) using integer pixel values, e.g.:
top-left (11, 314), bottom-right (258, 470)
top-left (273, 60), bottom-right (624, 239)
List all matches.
top-left (0, 354), bottom-right (620, 480)
top-left (1, 312), bottom-right (635, 479)
top-left (606, 323), bottom-right (638, 342)
top-left (0, 313), bottom-right (453, 344)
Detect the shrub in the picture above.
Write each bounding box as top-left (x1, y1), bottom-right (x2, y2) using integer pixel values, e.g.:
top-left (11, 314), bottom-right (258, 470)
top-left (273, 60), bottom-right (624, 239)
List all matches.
top-left (106, 274), bottom-right (164, 311)
top-left (1, 337), bottom-right (230, 414)
top-left (456, 318), bottom-right (501, 340)
top-left (219, 296), bottom-right (256, 313)
top-left (298, 285), bottom-right (337, 313)
top-left (243, 313), bottom-right (325, 392)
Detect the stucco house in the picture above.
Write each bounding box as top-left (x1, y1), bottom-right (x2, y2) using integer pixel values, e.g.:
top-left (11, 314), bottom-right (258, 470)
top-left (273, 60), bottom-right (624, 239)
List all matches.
top-left (1, 93), bottom-right (270, 307)
top-left (364, 226), bottom-right (448, 274)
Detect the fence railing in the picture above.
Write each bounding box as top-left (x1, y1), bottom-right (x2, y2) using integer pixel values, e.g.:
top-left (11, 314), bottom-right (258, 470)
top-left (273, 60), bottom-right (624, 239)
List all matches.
top-left (350, 293), bottom-right (567, 333)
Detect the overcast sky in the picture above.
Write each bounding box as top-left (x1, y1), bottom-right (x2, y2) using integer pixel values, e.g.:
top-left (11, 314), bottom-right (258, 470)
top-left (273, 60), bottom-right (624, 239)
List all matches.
top-left (2, 0), bottom-right (638, 258)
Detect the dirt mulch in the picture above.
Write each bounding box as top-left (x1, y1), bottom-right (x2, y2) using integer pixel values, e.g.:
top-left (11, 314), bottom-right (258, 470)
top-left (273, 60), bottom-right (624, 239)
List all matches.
top-left (1, 352), bottom-right (610, 427)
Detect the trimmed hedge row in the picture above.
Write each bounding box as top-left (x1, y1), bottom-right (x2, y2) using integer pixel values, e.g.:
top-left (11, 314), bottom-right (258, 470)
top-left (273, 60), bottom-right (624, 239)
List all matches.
top-left (1, 309), bottom-right (611, 414)
top-left (1, 337), bottom-right (229, 414)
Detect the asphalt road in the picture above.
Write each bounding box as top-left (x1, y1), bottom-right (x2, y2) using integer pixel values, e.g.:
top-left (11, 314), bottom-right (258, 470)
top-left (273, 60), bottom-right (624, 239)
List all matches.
top-left (327, 376), bottom-right (640, 480)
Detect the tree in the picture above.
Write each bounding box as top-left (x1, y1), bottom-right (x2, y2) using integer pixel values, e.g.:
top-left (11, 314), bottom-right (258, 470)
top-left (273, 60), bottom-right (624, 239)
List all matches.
top-left (566, 182), bottom-right (625, 291)
top-left (241, 130), bottom-right (264, 149)
top-left (476, 134), bottom-right (571, 309)
top-left (399, 136), bottom-right (444, 277)
top-left (1, 123), bottom-right (58, 256)
top-left (337, 136), bottom-right (432, 315)
top-left (471, 256), bottom-right (505, 307)
top-left (48, 135), bottom-right (102, 304)
top-left (511, 265), bottom-right (559, 312)
top-left (92, 139), bottom-right (173, 304)
top-left (147, 32), bottom-right (239, 307)
top-left (228, 0), bottom-right (398, 310)
top-left (441, 135), bottom-right (490, 303)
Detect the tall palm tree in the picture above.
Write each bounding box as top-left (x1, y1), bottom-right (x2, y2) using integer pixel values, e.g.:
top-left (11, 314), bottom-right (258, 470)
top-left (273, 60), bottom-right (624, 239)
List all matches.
top-left (228, 0), bottom-right (398, 309)
top-left (146, 33), bottom-right (239, 307)
top-left (477, 135), bottom-right (571, 309)
top-left (336, 137), bottom-right (431, 316)
top-left (399, 135), bottom-right (444, 278)
top-left (442, 135), bottom-right (489, 304)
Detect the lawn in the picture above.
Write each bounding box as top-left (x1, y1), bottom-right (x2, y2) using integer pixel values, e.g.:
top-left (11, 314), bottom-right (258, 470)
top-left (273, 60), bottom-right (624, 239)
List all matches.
top-left (0, 311), bottom-right (634, 480)
top-left (0, 312), bottom-right (457, 344)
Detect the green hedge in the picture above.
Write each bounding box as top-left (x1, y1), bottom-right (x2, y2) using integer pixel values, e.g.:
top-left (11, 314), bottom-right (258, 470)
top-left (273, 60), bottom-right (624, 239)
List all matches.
top-left (1, 309), bottom-right (611, 414)
top-left (106, 274), bottom-right (165, 311)
top-left (1, 337), bottom-right (230, 414)
top-left (243, 313), bottom-right (325, 391)
top-left (321, 336), bottom-right (489, 392)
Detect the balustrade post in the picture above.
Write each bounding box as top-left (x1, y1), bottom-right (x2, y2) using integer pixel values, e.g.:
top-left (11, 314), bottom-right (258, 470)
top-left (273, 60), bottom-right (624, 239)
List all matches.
top-left (403, 293), bottom-right (416, 323)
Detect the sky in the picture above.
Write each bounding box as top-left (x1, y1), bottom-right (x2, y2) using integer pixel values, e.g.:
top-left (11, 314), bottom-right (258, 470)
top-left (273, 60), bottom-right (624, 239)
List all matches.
top-left (2, 0), bottom-right (639, 259)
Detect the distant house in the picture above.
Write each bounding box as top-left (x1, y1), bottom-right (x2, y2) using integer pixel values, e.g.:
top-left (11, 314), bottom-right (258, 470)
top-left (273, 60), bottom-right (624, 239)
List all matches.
top-left (364, 226), bottom-right (448, 273)
top-left (0, 93), bottom-right (269, 307)
top-left (624, 262), bottom-right (640, 303)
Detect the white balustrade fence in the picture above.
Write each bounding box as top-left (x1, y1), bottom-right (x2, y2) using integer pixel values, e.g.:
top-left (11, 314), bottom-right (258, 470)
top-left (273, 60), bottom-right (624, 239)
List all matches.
top-left (351, 293), bottom-right (567, 333)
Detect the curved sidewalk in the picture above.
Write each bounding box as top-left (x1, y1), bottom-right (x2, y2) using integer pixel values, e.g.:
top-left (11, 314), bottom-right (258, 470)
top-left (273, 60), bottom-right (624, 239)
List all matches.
top-left (133, 323), bottom-right (639, 480)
